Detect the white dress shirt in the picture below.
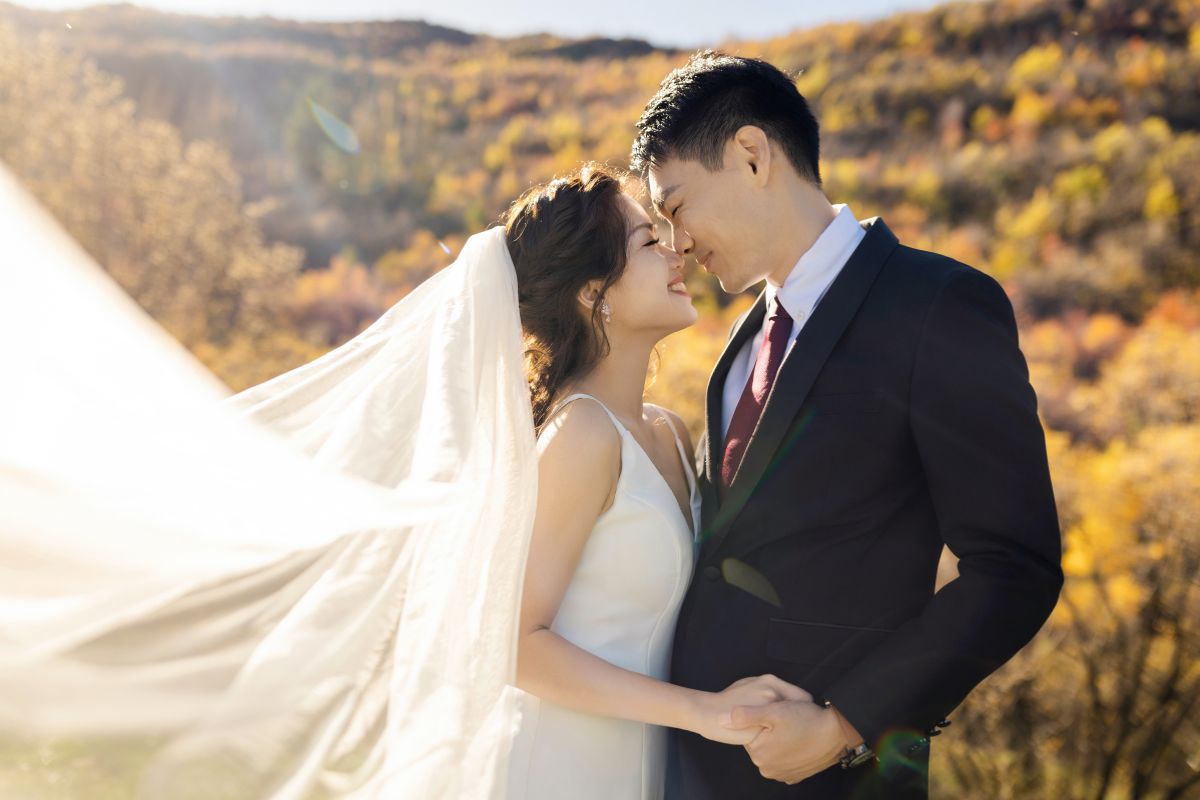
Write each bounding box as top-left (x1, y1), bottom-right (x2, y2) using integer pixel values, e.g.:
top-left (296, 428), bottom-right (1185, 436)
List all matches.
top-left (720, 203), bottom-right (867, 440)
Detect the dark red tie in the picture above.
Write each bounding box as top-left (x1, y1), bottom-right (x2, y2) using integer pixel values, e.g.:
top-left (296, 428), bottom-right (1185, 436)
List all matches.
top-left (721, 300), bottom-right (793, 490)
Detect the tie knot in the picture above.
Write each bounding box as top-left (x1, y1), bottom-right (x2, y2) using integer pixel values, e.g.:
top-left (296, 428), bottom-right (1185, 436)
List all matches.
top-left (769, 299), bottom-right (792, 323)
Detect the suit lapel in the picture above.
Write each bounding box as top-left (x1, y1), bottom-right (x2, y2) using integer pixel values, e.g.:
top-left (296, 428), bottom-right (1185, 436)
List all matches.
top-left (700, 217), bottom-right (900, 564)
top-left (697, 293), bottom-right (766, 543)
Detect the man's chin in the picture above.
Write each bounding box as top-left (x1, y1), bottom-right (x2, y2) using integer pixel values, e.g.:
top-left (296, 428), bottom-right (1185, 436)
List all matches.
top-left (717, 275), bottom-right (749, 295)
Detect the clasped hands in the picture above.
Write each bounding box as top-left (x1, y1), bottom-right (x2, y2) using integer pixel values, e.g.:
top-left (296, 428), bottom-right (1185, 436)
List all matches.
top-left (694, 674), bottom-right (863, 785)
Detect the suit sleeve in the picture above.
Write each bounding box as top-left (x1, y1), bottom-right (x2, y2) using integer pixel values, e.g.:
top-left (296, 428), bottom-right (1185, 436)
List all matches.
top-left (821, 266), bottom-right (1064, 749)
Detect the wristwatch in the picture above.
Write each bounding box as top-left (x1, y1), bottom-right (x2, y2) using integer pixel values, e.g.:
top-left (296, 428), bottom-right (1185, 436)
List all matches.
top-left (837, 742), bottom-right (876, 770)
top-left (822, 699), bottom-right (876, 769)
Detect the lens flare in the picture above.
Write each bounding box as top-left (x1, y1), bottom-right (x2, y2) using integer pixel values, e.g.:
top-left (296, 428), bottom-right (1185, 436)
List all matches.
top-left (720, 558), bottom-right (781, 606)
top-left (874, 729), bottom-right (930, 779)
top-left (306, 97), bottom-right (360, 154)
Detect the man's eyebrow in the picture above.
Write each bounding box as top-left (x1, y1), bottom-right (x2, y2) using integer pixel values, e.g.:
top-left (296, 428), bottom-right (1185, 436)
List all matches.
top-left (651, 184), bottom-right (681, 213)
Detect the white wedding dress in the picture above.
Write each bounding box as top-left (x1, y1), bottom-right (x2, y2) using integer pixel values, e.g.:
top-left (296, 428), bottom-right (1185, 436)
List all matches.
top-left (1, 161), bottom-right (700, 798)
top-left (505, 393), bottom-right (700, 800)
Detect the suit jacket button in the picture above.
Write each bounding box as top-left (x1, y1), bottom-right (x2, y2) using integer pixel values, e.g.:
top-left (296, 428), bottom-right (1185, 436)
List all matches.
top-left (702, 565), bottom-right (721, 582)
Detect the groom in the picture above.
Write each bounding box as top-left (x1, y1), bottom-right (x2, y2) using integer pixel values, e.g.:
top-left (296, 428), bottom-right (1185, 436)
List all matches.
top-left (631, 52), bottom-right (1063, 799)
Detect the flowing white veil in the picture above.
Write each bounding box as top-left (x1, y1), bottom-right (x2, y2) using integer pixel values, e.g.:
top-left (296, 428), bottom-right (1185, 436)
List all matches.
top-left (0, 162), bottom-right (537, 798)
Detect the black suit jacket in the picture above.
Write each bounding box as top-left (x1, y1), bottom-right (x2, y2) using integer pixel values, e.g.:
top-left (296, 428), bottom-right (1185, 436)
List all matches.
top-left (666, 217), bottom-right (1063, 799)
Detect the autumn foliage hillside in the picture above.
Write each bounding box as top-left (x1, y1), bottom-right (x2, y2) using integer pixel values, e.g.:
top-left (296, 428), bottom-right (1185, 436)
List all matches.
top-left (0, 0), bottom-right (1197, 796)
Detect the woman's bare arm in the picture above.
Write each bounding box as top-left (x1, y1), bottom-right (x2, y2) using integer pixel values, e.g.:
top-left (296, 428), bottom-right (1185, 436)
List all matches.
top-left (515, 401), bottom-right (803, 744)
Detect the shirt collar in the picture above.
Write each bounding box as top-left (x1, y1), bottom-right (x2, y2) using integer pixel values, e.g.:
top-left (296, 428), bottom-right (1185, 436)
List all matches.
top-left (765, 203), bottom-right (862, 315)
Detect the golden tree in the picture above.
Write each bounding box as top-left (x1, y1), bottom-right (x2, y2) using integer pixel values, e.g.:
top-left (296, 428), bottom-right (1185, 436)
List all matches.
top-left (0, 24), bottom-right (313, 388)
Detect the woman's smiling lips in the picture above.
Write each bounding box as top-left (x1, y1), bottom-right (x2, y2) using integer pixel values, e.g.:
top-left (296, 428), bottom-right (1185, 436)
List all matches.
top-left (668, 277), bottom-right (690, 297)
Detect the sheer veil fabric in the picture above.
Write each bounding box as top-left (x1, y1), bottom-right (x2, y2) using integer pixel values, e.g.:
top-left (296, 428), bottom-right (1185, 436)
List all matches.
top-left (0, 162), bottom-right (537, 798)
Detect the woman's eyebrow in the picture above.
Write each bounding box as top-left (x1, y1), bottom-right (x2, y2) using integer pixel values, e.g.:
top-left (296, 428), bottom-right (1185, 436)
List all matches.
top-left (627, 222), bottom-right (655, 240)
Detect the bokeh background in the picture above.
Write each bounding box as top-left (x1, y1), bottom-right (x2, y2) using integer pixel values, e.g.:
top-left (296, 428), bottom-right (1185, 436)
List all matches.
top-left (1, 0), bottom-right (1197, 797)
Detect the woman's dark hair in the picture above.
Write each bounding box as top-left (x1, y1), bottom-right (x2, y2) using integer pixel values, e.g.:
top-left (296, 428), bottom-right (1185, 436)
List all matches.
top-left (503, 163), bottom-right (635, 429)
top-left (629, 50), bottom-right (822, 186)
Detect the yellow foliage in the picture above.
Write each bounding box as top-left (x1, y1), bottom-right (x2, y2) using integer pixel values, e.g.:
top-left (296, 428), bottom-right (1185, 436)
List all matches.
top-left (428, 168), bottom-right (490, 217)
top-left (1078, 313), bottom-right (1127, 360)
top-left (1052, 164), bottom-right (1107, 202)
top-left (986, 240), bottom-right (1024, 281)
top-left (374, 229), bottom-right (461, 289)
top-left (1061, 533), bottom-right (1093, 577)
top-left (545, 112), bottom-right (584, 152)
top-left (1056, 423), bottom-right (1199, 614)
top-left (1143, 175), bottom-right (1180, 221)
top-left (1084, 316), bottom-right (1200, 439)
top-left (1116, 40), bottom-right (1168, 90)
top-left (997, 187), bottom-right (1057, 243)
top-left (794, 59), bottom-right (830, 98)
top-left (1104, 572), bottom-right (1145, 616)
top-left (820, 102), bottom-right (857, 133)
top-left (970, 104), bottom-right (1005, 141)
top-left (898, 23), bottom-right (924, 50)
top-left (823, 157), bottom-right (863, 198)
top-left (904, 167), bottom-right (942, 210)
top-left (1139, 116), bottom-right (1172, 145)
top-left (193, 328), bottom-right (327, 392)
top-left (933, 226), bottom-right (984, 267)
top-left (483, 115), bottom-right (533, 171)
top-left (1092, 122), bottom-right (1133, 163)
top-left (1009, 89), bottom-right (1052, 130)
top-left (0, 23), bottom-right (301, 359)
top-left (1008, 42), bottom-right (1064, 93)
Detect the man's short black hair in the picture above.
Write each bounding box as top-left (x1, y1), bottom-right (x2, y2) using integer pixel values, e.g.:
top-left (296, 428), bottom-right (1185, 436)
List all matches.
top-left (630, 50), bottom-right (821, 186)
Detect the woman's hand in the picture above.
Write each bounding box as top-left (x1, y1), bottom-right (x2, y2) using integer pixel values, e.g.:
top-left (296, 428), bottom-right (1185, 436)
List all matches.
top-left (688, 674), bottom-right (811, 745)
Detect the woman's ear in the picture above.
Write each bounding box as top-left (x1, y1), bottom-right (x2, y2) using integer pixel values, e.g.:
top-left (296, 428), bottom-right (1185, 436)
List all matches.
top-left (576, 279), bottom-right (603, 312)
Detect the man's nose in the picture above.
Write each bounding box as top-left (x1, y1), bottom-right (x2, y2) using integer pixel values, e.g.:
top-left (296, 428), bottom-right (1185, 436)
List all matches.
top-left (670, 228), bottom-right (693, 256)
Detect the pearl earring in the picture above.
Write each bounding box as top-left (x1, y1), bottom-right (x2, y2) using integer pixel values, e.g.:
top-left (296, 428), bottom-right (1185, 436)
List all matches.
top-left (600, 302), bottom-right (612, 324)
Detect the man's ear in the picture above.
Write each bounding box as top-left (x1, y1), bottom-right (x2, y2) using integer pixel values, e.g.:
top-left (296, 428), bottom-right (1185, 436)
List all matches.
top-left (731, 125), bottom-right (771, 188)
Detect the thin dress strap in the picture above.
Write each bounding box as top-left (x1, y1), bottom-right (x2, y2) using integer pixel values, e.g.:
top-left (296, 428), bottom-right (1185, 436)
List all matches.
top-left (541, 393), bottom-right (625, 438)
top-left (645, 404), bottom-right (698, 502)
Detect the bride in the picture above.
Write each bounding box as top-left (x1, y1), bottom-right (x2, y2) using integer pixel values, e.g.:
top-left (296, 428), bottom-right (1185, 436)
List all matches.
top-left (0, 161), bottom-right (797, 799)
top-left (501, 166), bottom-right (802, 798)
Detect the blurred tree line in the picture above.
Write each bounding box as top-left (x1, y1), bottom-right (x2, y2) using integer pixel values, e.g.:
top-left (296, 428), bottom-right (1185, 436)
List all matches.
top-left (1, 0), bottom-right (1197, 796)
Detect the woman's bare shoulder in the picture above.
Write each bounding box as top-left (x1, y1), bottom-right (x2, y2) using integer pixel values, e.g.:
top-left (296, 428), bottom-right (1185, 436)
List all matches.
top-left (538, 398), bottom-right (621, 467)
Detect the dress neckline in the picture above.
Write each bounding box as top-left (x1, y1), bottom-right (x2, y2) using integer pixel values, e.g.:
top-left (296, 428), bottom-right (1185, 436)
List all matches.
top-left (547, 393), bottom-right (697, 539)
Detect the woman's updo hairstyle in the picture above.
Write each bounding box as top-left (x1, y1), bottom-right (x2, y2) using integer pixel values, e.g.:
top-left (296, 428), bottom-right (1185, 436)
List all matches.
top-left (502, 163), bottom-right (635, 429)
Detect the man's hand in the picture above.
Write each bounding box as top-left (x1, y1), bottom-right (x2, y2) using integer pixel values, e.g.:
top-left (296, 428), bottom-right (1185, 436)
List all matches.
top-left (723, 698), bottom-right (860, 784)
top-left (689, 674), bottom-right (810, 745)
